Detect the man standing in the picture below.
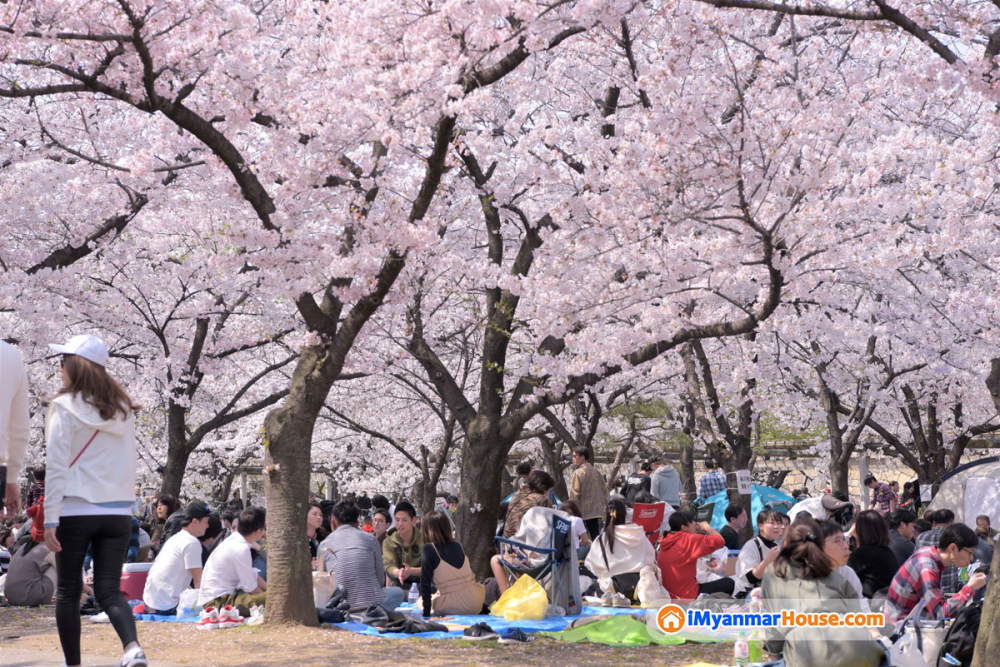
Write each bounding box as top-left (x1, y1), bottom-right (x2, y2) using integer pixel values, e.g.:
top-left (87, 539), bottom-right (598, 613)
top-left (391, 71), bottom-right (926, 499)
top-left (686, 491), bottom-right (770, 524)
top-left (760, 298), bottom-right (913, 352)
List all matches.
top-left (143, 501), bottom-right (215, 615)
top-left (865, 475), bottom-right (896, 515)
top-left (621, 461), bottom-right (652, 506)
top-left (698, 460), bottom-right (727, 502)
top-left (0, 340), bottom-right (30, 517)
top-left (720, 504), bottom-right (748, 550)
top-left (228, 490), bottom-right (244, 512)
top-left (569, 446), bottom-right (608, 540)
top-left (650, 458), bottom-right (681, 510)
top-left (888, 509), bottom-right (918, 566)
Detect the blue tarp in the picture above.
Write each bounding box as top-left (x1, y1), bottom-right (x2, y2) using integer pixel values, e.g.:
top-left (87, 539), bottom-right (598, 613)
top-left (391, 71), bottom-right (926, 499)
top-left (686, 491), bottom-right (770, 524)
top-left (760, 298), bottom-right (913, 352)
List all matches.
top-left (704, 484), bottom-right (795, 532)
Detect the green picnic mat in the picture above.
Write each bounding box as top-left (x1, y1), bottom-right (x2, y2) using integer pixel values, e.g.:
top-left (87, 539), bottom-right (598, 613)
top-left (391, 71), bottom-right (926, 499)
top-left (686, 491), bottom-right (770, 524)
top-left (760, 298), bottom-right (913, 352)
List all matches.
top-left (537, 615), bottom-right (723, 646)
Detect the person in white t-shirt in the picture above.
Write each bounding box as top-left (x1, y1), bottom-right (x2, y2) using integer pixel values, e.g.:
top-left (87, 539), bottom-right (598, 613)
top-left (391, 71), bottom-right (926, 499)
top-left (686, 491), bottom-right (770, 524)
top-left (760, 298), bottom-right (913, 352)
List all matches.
top-left (143, 501), bottom-right (214, 615)
top-left (198, 507), bottom-right (266, 616)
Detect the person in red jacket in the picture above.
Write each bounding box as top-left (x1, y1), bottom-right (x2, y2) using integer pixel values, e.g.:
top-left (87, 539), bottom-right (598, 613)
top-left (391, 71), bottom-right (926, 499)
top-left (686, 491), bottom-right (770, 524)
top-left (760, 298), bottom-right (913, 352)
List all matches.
top-left (658, 511), bottom-right (734, 600)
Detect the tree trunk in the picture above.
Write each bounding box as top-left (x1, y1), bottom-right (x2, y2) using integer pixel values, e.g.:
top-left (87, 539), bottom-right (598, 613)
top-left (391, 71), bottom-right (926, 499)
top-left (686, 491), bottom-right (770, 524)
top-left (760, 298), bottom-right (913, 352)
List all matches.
top-left (538, 435), bottom-right (570, 500)
top-left (160, 403), bottom-right (189, 498)
top-left (679, 435), bottom-right (696, 510)
top-left (456, 425), bottom-right (511, 579)
top-left (972, 547), bottom-right (1000, 667)
top-left (764, 470), bottom-right (789, 489)
top-left (260, 345), bottom-right (335, 627)
top-left (831, 456), bottom-right (850, 498)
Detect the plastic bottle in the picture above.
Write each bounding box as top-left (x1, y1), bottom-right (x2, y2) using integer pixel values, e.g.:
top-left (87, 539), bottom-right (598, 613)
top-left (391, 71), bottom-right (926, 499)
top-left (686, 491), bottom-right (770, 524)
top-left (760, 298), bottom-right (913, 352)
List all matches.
top-left (959, 566), bottom-right (969, 585)
top-left (748, 629), bottom-right (764, 663)
top-left (408, 582), bottom-right (419, 605)
top-left (734, 630), bottom-right (749, 666)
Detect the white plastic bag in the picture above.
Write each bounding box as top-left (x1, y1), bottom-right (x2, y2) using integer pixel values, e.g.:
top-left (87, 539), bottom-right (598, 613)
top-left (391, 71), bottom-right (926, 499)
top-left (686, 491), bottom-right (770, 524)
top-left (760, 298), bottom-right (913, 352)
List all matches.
top-left (176, 588), bottom-right (201, 618)
top-left (636, 565), bottom-right (671, 608)
top-left (696, 546), bottom-right (728, 583)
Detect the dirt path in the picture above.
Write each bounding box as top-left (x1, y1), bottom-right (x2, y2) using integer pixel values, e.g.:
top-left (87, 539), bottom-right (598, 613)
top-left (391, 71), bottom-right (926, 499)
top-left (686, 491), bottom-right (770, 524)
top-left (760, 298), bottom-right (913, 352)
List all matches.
top-left (1, 607), bottom-right (731, 667)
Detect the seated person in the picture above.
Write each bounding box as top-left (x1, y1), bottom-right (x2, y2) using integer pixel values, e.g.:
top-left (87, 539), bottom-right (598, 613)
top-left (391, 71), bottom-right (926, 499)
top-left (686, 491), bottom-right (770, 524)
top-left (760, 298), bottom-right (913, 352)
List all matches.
top-left (4, 538), bottom-right (57, 607)
top-left (559, 500), bottom-right (592, 560)
top-left (847, 510), bottom-right (898, 599)
top-left (198, 507), bottom-right (267, 616)
top-left (884, 523), bottom-right (987, 628)
top-left (382, 501), bottom-right (422, 589)
top-left (419, 510), bottom-right (497, 616)
top-left (320, 500), bottom-right (404, 612)
top-left (659, 511), bottom-right (733, 599)
top-left (817, 519), bottom-right (870, 612)
top-left (306, 502), bottom-right (329, 569)
top-left (720, 503), bottom-right (748, 550)
top-left (888, 509), bottom-right (917, 567)
top-left (0, 526), bottom-right (12, 573)
top-left (761, 517), bottom-right (886, 666)
top-left (734, 509), bottom-right (786, 596)
top-left (143, 501), bottom-right (219, 615)
top-left (490, 505), bottom-right (580, 594)
top-left (584, 499), bottom-right (658, 595)
top-left (503, 470), bottom-right (555, 538)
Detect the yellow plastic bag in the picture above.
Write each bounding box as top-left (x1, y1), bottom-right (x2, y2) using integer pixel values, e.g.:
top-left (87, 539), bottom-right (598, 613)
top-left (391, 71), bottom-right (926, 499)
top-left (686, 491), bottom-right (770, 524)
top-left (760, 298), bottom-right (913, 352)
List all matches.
top-left (489, 574), bottom-right (549, 620)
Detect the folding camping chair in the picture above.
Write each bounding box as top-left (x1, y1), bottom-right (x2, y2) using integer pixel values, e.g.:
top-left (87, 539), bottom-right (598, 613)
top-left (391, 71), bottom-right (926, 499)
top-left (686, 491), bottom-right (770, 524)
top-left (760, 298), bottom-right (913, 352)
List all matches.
top-left (632, 502), bottom-right (665, 549)
top-left (494, 507), bottom-right (580, 615)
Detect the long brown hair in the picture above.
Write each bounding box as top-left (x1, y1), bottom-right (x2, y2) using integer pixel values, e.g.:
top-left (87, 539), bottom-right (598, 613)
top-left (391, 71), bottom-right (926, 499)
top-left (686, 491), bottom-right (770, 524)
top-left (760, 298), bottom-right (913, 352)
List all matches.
top-left (58, 355), bottom-right (138, 420)
top-left (775, 516), bottom-right (834, 580)
top-left (421, 510), bottom-right (454, 545)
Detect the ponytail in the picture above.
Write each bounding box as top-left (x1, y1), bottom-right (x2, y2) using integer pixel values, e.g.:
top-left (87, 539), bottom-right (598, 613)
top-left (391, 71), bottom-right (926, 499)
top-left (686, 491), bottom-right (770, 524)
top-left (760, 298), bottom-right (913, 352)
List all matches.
top-left (774, 517), bottom-right (834, 580)
top-left (604, 498), bottom-right (627, 554)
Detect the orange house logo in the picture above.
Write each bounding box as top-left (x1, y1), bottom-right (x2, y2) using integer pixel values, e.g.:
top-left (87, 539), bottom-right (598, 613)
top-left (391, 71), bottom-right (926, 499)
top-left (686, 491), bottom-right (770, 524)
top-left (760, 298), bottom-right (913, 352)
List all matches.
top-left (657, 604), bottom-right (686, 634)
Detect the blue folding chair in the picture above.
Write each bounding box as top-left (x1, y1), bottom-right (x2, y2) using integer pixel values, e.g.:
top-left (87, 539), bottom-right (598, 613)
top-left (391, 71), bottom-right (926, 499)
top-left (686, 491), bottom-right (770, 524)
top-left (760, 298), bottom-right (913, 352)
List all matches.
top-left (495, 511), bottom-right (577, 614)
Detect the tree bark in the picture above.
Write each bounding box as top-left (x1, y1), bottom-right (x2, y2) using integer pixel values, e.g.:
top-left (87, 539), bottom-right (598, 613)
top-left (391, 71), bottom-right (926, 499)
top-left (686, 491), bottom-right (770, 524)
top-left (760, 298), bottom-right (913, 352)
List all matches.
top-left (455, 425), bottom-right (512, 578)
top-left (679, 434), bottom-right (697, 511)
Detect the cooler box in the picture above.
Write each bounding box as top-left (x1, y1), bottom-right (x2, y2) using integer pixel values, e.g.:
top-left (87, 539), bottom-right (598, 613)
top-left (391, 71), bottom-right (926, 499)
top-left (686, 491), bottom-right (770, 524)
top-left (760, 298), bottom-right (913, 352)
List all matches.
top-left (120, 562), bottom-right (153, 601)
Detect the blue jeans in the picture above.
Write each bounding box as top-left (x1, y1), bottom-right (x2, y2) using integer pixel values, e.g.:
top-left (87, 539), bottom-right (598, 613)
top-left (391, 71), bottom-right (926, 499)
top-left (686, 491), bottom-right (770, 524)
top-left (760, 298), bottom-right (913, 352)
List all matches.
top-left (381, 586), bottom-right (406, 611)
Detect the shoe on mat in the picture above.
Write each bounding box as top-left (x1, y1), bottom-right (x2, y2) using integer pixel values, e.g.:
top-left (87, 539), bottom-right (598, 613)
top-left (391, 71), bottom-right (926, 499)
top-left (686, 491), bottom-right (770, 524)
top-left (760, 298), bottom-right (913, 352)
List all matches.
top-left (120, 645), bottom-right (148, 667)
top-left (89, 611), bottom-right (111, 623)
top-left (463, 622), bottom-right (499, 641)
top-left (498, 629), bottom-right (537, 644)
top-left (197, 605), bottom-right (220, 630)
top-left (612, 593), bottom-right (631, 608)
top-left (218, 604), bottom-right (245, 628)
top-left (600, 590), bottom-right (614, 607)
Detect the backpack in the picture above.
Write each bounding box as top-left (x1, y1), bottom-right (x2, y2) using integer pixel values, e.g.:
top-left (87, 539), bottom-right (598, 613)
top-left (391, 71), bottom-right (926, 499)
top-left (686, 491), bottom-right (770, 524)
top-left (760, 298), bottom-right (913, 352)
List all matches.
top-left (937, 600), bottom-right (981, 666)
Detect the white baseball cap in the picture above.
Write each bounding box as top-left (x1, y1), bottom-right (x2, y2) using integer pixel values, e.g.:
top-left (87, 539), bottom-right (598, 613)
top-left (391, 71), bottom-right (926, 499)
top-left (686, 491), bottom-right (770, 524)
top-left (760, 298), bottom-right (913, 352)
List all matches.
top-left (49, 334), bottom-right (110, 367)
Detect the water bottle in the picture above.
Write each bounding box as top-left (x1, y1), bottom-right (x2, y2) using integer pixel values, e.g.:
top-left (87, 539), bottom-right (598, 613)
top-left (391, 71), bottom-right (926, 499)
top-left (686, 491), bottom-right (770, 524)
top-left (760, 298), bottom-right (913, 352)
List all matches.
top-left (408, 582), bottom-right (419, 605)
top-left (959, 566), bottom-right (969, 585)
top-left (748, 629), bottom-right (763, 663)
top-left (734, 630), bottom-right (749, 666)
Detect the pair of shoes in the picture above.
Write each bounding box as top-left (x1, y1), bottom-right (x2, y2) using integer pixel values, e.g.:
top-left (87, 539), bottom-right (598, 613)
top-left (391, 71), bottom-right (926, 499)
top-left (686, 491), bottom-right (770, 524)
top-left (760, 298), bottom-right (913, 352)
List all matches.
top-left (198, 605), bottom-right (244, 629)
top-left (600, 590), bottom-right (614, 607)
top-left (498, 628), bottom-right (537, 644)
top-left (120, 645), bottom-right (148, 667)
top-left (89, 611), bottom-right (111, 623)
top-left (463, 622), bottom-right (499, 641)
top-left (246, 605), bottom-right (265, 626)
top-left (612, 593), bottom-right (630, 608)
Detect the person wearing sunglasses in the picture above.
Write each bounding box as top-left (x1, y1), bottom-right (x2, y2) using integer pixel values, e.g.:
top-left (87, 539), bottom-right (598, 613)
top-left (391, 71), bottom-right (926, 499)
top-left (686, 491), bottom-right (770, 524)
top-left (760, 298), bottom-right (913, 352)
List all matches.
top-left (884, 523), bottom-right (987, 629)
top-left (42, 335), bottom-right (147, 667)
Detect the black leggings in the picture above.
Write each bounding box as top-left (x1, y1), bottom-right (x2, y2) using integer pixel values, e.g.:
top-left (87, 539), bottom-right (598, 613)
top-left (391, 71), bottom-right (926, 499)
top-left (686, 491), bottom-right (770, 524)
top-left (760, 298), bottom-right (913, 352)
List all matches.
top-left (55, 515), bottom-right (138, 666)
top-left (698, 576), bottom-right (736, 596)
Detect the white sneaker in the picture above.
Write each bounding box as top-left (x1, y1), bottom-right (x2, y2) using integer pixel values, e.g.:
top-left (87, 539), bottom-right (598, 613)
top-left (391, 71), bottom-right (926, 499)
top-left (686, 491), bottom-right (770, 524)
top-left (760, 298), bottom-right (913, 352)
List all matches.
top-left (246, 605), bottom-right (265, 626)
top-left (218, 604), bottom-right (245, 629)
top-left (89, 612), bottom-right (111, 623)
top-left (197, 606), bottom-right (220, 630)
top-left (120, 645), bottom-right (148, 667)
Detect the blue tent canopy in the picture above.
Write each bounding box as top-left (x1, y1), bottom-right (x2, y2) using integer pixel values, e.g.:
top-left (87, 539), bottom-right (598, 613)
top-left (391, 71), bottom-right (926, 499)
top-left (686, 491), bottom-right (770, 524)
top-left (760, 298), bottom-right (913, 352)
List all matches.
top-left (701, 484), bottom-right (795, 532)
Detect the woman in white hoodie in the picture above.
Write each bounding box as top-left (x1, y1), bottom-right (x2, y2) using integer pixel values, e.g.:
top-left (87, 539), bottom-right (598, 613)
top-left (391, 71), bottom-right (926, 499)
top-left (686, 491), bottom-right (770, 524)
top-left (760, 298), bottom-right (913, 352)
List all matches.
top-left (43, 335), bottom-right (147, 667)
top-left (584, 498), bottom-right (658, 600)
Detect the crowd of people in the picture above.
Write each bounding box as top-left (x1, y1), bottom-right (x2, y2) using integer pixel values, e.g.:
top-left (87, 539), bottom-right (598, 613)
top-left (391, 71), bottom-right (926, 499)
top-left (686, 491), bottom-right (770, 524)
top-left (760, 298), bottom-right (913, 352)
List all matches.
top-left (0, 335), bottom-right (996, 667)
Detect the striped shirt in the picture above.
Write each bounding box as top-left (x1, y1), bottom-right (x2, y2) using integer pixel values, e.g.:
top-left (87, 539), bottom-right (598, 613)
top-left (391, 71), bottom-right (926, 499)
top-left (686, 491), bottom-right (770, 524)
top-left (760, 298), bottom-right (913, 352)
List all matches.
top-left (319, 525), bottom-right (386, 612)
top-left (884, 546), bottom-right (973, 627)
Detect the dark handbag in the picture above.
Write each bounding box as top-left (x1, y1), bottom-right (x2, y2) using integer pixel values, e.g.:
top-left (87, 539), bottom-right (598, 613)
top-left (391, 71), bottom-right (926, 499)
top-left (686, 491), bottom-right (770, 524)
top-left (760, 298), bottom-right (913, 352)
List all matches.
top-left (599, 536), bottom-right (641, 601)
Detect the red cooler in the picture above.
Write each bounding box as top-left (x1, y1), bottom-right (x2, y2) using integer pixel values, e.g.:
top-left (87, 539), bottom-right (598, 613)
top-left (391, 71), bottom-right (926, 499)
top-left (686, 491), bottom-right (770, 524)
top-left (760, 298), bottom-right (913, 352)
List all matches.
top-left (120, 562), bottom-right (153, 601)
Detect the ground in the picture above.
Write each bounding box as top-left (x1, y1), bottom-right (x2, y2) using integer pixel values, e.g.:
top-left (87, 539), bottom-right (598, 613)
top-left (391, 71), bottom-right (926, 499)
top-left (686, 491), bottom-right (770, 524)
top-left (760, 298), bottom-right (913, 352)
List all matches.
top-left (0, 606), bottom-right (731, 667)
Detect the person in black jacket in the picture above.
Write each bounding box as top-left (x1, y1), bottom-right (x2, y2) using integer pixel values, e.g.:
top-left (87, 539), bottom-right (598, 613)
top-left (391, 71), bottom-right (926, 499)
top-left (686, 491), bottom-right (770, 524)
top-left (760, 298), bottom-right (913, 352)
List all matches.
top-left (720, 503), bottom-right (747, 550)
top-left (847, 510), bottom-right (899, 599)
top-left (621, 462), bottom-right (652, 506)
top-left (888, 509), bottom-right (917, 566)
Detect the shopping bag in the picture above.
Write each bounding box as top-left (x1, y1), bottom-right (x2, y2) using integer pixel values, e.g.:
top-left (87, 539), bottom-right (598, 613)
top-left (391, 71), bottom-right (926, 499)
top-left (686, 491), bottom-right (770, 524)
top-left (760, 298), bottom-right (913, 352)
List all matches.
top-left (313, 571), bottom-right (336, 608)
top-left (890, 599), bottom-right (951, 667)
top-left (176, 588), bottom-right (201, 618)
top-left (489, 574), bottom-right (549, 620)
